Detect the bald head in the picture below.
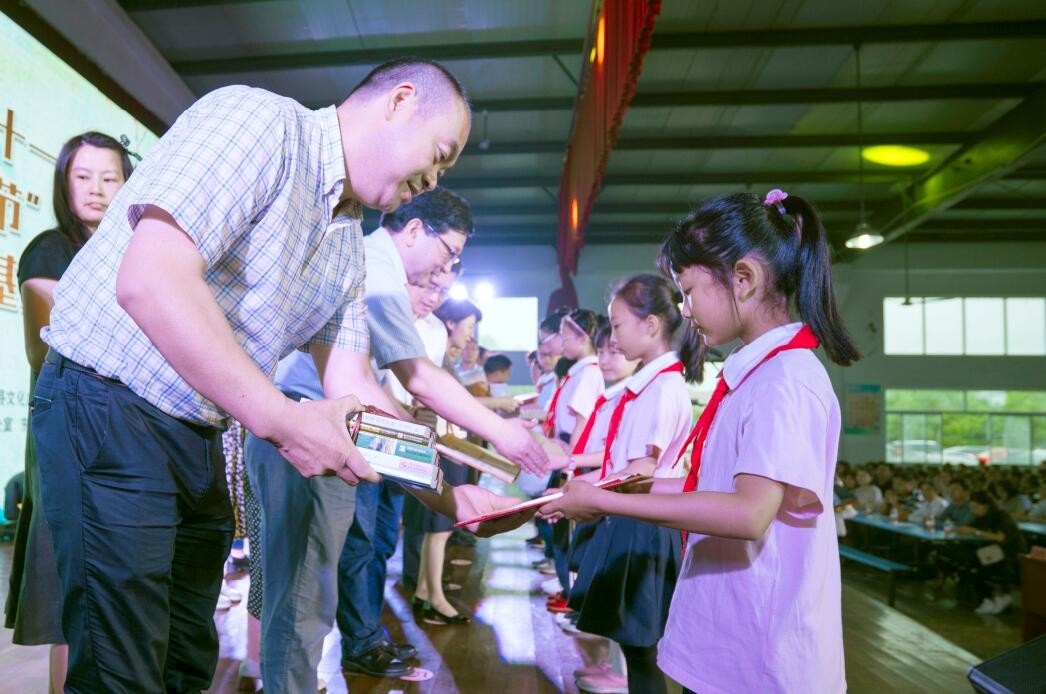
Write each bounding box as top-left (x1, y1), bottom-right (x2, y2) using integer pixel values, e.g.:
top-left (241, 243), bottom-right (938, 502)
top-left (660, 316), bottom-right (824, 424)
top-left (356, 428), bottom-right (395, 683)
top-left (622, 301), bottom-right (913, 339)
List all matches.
top-left (346, 57), bottom-right (470, 118)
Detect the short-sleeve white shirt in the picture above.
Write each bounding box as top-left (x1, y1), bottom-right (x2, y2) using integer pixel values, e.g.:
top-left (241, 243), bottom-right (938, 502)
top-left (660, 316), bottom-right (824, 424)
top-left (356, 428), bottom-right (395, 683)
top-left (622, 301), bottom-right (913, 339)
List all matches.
top-left (658, 323), bottom-right (845, 694)
top-left (606, 351), bottom-right (692, 478)
top-left (554, 355), bottom-right (603, 439)
top-left (580, 380), bottom-right (629, 456)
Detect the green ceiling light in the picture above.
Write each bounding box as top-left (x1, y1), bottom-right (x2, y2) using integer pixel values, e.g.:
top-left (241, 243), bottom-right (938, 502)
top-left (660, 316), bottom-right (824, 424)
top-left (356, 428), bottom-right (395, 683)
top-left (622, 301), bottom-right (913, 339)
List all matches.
top-left (862, 144), bottom-right (931, 167)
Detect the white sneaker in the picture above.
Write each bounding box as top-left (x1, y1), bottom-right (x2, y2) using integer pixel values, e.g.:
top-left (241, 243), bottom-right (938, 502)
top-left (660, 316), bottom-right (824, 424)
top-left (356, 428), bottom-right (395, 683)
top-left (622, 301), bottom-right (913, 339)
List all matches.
top-left (541, 577), bottom-right (563, 595)
top-left (974, 597), bottom-right (998, 614)
top-left (537, 559), bottom-right (557, 576)
top-left (987, 594), bottom-right (1012, 615)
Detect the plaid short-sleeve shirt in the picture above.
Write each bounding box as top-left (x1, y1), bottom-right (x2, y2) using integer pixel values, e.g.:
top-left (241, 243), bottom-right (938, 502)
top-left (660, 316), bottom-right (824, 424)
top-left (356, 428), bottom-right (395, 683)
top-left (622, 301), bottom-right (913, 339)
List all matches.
top-left (44, 86), bottom-right (369, 427)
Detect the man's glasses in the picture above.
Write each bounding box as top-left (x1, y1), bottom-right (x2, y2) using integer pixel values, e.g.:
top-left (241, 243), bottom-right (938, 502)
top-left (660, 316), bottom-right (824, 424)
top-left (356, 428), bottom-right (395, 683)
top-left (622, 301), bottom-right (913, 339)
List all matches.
top-left (424, 222), bottom-right (462, 263)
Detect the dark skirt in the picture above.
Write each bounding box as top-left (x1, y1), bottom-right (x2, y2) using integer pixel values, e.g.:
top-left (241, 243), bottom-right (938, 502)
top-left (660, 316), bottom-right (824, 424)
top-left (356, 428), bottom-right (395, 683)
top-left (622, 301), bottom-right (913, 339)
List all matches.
top-left (569, 516), bottom-right (681, 647)
top-left (568, 519), bottom-right (600, 573)
top-left (4, 371), bottom-right (65, 645)
top-left (407, 455), bottom-right (470, 533)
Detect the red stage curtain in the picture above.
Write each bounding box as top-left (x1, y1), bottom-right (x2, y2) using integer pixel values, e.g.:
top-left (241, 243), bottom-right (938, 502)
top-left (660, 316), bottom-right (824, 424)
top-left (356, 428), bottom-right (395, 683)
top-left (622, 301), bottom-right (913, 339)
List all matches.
top-left (552, 0), bottom-right (661, 309)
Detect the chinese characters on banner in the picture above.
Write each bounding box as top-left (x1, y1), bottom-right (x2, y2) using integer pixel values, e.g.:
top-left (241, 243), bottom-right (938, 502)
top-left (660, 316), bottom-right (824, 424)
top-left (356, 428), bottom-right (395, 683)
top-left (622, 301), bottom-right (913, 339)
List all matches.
top-left (1, 108), bottom-right (46, 315)
top-left (0, 12), bottom-right (158, 494)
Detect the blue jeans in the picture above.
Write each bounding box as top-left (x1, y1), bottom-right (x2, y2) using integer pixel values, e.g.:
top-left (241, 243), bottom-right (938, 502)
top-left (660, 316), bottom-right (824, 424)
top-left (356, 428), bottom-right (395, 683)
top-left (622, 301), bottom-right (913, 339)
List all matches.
top-left (336, 479), bottom-right (405, 658)
top-left (244, 429), bottom-right (356, 694)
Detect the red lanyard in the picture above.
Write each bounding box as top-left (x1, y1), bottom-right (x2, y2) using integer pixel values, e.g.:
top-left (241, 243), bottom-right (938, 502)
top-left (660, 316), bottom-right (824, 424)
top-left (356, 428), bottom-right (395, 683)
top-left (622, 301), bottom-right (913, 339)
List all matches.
top-left (572, 394), bottom-right (607, 456)
top-left (678, 325), bottom-right (819, 550)
top-left (542, 361), bottom-right (598, 438)
top-left (542, 375), bottom-right (570, 438)
top-left (600, 361), bottom-right (684, 480)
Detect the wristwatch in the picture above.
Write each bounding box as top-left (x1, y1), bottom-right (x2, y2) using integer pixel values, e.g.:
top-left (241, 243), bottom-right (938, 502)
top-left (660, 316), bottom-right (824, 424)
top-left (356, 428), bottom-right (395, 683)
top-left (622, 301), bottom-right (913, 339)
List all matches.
top-left (566, 455), bottom-right (577, 473)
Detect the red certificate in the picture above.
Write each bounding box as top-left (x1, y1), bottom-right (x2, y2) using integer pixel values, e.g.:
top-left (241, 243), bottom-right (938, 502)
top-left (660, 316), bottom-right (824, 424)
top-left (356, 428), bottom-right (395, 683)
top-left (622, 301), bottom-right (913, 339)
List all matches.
top-left (453, 474), bottom-right (650, 528)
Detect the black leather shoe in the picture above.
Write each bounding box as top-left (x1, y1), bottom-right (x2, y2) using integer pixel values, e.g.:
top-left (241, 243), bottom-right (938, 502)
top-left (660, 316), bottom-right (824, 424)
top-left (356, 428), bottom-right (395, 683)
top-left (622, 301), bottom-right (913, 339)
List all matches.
top-left (419, 601), bottom-right (471, 625)
top-left (342, 644), bottom-right (411, 677)
top-left (386, 640), bottom-right (418, 660)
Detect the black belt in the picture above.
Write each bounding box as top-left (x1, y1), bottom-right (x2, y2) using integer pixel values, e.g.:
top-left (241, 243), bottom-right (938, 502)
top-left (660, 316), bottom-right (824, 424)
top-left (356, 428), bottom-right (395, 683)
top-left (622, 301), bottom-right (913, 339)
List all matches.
top-left (44, 350), bottom-right (125, 385)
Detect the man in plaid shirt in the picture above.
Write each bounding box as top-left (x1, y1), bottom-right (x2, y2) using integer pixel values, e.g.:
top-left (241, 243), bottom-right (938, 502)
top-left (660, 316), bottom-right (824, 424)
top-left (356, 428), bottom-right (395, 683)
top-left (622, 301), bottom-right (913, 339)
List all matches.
top-left (33, 58), bottom-right (539, 692)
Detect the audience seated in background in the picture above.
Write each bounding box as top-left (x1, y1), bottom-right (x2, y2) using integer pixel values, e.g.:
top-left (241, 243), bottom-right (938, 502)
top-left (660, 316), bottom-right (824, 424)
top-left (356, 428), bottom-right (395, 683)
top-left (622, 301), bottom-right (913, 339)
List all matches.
top-left (909, 481), bottom-right (949, 525)
top-left (852, 469), bottom-right (883, 514)
top-left (956, 491), bottom-right (1026, 615)
top-left (1030, 480), bottom-right (1046, 522)
top-left (992, 480), bottom-right (1032, 522)
top-left (941, 479), bottom-right (975, 527)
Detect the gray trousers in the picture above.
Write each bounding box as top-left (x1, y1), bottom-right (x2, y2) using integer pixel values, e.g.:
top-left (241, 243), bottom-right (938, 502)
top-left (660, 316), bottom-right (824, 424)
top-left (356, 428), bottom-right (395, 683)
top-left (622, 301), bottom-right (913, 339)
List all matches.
top-left (244, 432), bottom-right (356, 694)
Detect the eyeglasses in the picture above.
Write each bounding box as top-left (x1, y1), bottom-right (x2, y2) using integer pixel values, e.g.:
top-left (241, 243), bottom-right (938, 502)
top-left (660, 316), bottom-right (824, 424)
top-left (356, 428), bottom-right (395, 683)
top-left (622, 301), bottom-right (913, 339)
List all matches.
top-left (424, 222), bottom-right (463, 263)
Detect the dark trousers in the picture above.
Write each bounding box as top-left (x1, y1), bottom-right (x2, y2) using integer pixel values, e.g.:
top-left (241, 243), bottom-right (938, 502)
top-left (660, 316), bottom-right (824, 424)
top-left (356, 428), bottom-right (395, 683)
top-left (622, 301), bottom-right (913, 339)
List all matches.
top-left (33, 352), bottom-right (233, 693)
top-left (400, 496), bottom-right (424, 588)
top-left (549, 469), bottom-right (571, 589)
top-left (621, 643), bottom-right (667, 694)
top-left (336, 479), bottom-right (405, 657)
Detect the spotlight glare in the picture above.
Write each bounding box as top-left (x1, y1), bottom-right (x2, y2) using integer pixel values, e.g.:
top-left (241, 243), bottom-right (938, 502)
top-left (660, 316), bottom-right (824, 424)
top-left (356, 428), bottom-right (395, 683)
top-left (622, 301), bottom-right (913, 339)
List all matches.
top-left (845, 232), bottom-right (885, 250)
top-left (475, 281), bottom-right (496, 303)
top-left (449, 283), bottom-right (468, 301)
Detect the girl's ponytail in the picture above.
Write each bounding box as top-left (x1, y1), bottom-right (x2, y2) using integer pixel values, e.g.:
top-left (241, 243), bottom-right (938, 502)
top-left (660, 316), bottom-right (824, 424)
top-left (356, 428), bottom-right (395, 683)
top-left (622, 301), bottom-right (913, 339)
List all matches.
top-left (779, 194), bottom-right (860, 366)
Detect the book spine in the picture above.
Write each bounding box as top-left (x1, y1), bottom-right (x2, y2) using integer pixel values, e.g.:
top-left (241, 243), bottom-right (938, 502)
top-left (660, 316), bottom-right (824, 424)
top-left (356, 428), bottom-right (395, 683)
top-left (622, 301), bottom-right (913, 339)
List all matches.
top-left (357, 422), bottom-right (431, 447)
top-left (360, 412), bottom-right (434, 443)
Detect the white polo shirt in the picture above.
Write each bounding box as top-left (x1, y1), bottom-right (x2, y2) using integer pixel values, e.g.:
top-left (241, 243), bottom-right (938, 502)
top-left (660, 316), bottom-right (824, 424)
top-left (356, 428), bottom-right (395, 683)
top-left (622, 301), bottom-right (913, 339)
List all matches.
top-left (658, 323), bottom-right (845, 694)
top-left (605, 351), bottom-right (692, 478)
top-left (553, 355), bottom-right (603, 439)
top-left (580, 380), bottom-right (629, 456)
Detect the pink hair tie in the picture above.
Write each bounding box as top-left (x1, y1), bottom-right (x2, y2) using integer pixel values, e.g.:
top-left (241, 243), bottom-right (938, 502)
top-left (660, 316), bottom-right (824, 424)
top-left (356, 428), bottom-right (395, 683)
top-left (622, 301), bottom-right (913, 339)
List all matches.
top-left (764, 188), bottom-right (788, 215)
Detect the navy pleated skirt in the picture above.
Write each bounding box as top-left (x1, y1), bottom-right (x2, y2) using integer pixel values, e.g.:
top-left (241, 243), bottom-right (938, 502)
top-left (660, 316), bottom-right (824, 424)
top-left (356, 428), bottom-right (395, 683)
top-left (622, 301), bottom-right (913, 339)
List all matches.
top-left (568, 516), bottom-right (681, 647)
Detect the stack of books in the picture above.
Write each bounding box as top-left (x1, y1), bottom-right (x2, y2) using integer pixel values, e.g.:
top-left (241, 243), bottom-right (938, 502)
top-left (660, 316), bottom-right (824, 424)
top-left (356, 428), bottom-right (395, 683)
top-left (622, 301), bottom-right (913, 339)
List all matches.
top-left (349, 409), bottom-right (443, 492)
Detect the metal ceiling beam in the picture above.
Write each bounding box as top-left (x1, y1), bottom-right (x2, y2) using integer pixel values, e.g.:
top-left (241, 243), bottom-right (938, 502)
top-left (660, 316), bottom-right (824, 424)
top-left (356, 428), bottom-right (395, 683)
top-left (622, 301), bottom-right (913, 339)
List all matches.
top-left (413, 164), bottom-right (1035, 187)
top-left (465, 201), bottom-right (865, 215)
top-left (952, 197), bottom-right (1046, 210)
top-left (303, 83), bottom-right (1037, 113)
top-left (868, 83), bottom-right (1046, 243)
top-left (443, 169), bottom-right (920, 189)
top-left (918, 218), bottom-right (1046, 231)
top-left (470, 198), bottom-right (1046, 214)
top-left (462, 226), bottom-right (1046, 247)
top-left (172, 39), bottom-right (582, 75)
top-left (170, 21), bottom-right (1046, 75)
top-left (650, 21), bottom-right (1046, 49)
top-left (463, 131), bottom-right (968, 155)
top-left (119, 0), bottom-right (277, 10)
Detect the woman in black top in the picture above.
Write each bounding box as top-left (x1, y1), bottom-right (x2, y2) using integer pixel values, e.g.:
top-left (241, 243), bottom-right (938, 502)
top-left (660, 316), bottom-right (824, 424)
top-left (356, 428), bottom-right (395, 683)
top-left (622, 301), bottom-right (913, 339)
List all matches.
top-left (957, 490), bottom-right (1025, 615)
top-left (6, 132), bottom-right (132, 691)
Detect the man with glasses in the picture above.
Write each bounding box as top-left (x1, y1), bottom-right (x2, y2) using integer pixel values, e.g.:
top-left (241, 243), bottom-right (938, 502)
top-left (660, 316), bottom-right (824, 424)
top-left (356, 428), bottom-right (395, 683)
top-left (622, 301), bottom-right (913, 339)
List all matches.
top-left (244, 188), bottom-right (547, 690)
